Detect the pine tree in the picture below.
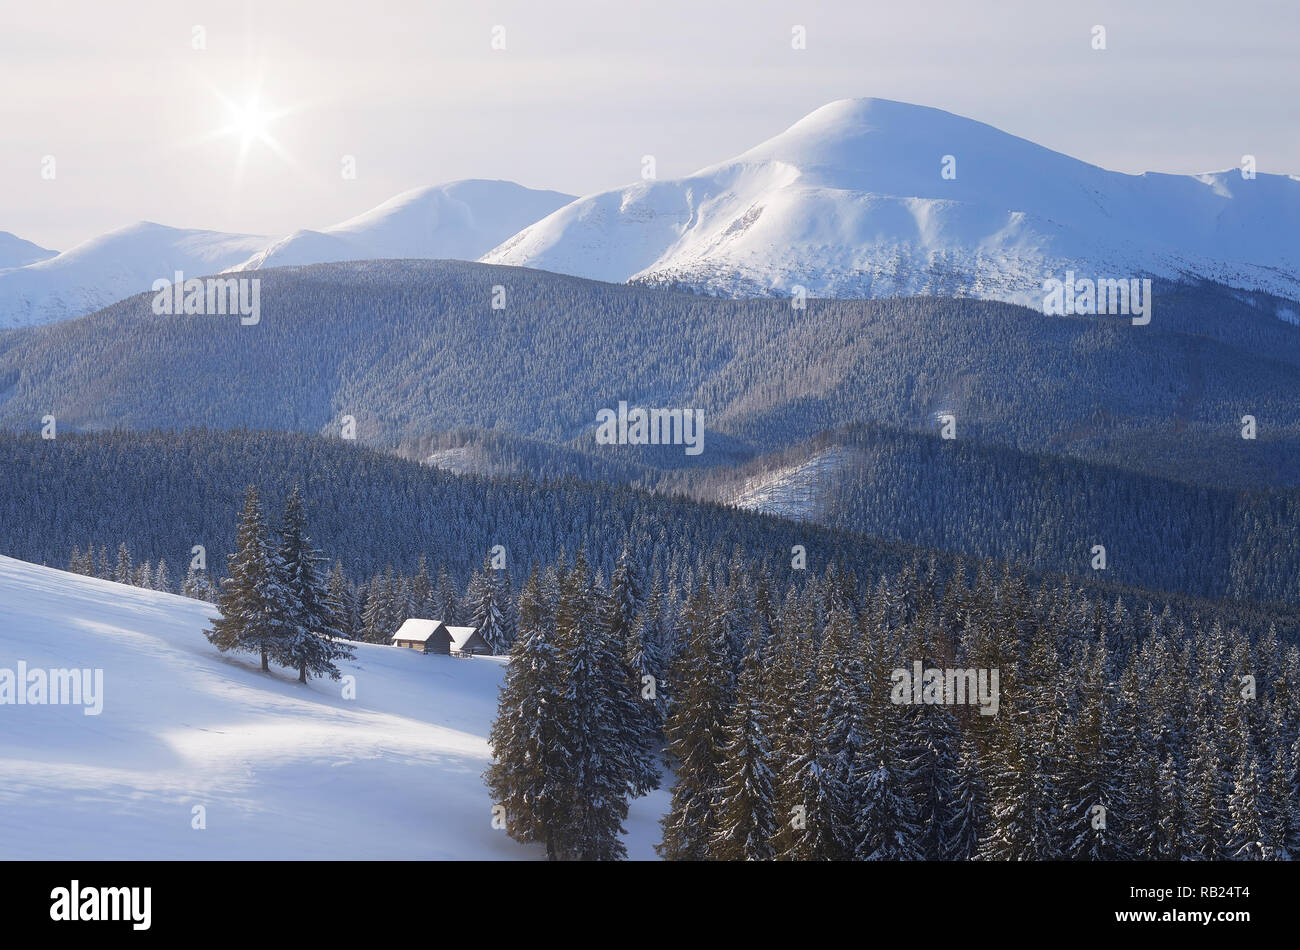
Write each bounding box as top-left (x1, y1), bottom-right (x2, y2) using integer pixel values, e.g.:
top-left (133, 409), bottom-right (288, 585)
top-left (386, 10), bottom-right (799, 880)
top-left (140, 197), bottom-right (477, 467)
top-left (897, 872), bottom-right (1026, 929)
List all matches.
top-left (1063, 638), bottom-right (1126, 860)
top-left (205, 486), bottom-right (290, 673)
top-left (182, 563), bottom-right (214, 602)
top-left (1186, 723), bottom-right (1228, 859)
top-left (153, 558), bottom-right (172, 594)
top-left (1153, 752), bottom-right (1188, 860)
top-left (946, 734), bottom-right (987, 860)
top-left (1264, 742), bottom-right (1296, 860)
top-left (434, 565), bottom-right (460, 624)
top-left (610, 547), bottom-right (661, 797)
top-left (97, 545), bottom-right (111, 581)
top-left (711, 631), bottom-right (778, 860)
top-left (114, 542), bottom-right (132, 584)
top-left (658, 581), bottom-right (733, 860)
top-left (361, 573), bottom-right (390, 643)
top-left (411, 555), bottom-right (434, 618)
top-left (858, 760), bottom-right (920, 860)
top-left (552, 551), bottom-right (634, 860)
top-left (814, 608), bottom-right (873, 859)
top-left (134, 560), bottom-right (154, 589)
top-left (628, 581), bottom-right (670, 729)
top-left (1227, 720), bottom-right (1267, 860)
top-left (276, 487), bottom-right (354, 683)
top-left (326, 561), bottom-right (358, 639)
top-left (466, 557), bottom-right (509, 654)
top-left (485, 567), bottom-right (573, 859)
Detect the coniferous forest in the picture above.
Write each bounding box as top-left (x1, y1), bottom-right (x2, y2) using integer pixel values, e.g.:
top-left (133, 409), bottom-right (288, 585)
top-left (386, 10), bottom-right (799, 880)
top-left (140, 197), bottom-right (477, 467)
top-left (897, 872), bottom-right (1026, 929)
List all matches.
top-left (484, 547), bottom-right (1300, 861)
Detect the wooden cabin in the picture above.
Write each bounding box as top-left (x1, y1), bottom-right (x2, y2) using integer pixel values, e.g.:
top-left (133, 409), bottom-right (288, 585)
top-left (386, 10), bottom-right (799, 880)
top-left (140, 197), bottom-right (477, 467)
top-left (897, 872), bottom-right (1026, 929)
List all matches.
top-left (390, 618), bottom-right (454, 654)
top-left (447, 625), bottom-right (492, 656)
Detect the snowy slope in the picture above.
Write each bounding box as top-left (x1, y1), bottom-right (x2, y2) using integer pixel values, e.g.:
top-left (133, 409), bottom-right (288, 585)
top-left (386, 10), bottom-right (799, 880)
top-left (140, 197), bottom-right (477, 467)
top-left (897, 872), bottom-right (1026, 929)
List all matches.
top-left (228, 180), bottom-right (574, 271)
top-left (0, 222), bottom-right (267, 329)
top-left (483, 98), bottom-right (1300, 304)
top-left (0, 231), bottom-right (56, 270)
top-left (0, 556), bottom-right (667, 859)
top-left (724, 446), bottom-right (852, 521)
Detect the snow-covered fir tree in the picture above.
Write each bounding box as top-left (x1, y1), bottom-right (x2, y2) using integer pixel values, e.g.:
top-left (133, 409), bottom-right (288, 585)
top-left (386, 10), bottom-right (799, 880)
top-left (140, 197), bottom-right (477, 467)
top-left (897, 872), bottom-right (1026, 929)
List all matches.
top-left (465, 556), bottom-right (509, 654)
top-left (485, 566), bottom-right (573, 860)
top-left (711, 630), bottom-right (778, 860)
top-left (275, 487), bottom-right (354, 682)
top-left (205, 486), bottom-right (290, 673)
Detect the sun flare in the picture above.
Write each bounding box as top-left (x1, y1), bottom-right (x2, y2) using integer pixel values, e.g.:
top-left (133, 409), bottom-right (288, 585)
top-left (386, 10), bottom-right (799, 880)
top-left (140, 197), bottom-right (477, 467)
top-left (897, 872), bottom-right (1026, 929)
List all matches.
top-left (229, 97), bottom-right (273, 149)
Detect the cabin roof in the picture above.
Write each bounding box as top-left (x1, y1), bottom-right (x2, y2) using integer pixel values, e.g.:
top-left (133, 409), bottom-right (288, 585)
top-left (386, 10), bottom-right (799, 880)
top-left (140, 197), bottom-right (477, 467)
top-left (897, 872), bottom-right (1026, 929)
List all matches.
top-left (445, 625), bottom-right (481, 651)
top-left (391, 618), bottom-right (450, 643)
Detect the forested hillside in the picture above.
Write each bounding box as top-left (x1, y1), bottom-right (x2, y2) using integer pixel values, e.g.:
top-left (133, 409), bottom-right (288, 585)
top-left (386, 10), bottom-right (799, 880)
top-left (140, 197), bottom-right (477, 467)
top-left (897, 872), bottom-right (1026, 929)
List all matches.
top-left (0, 429), bottom-right (915, 593)
top-left (674, 423), bottom-right (1300, 604)
top-left (0, 261), bottom-right (1296, 489)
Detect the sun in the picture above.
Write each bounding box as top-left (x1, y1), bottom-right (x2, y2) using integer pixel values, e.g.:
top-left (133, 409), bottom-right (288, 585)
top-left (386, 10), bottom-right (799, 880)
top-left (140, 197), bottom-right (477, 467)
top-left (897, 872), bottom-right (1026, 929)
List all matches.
top-left (180, 71), bottom-right (311, 186)
top-left (200, 82), bottom-right (296, 175)
top-left (229, 96), bottom-right (273, 150)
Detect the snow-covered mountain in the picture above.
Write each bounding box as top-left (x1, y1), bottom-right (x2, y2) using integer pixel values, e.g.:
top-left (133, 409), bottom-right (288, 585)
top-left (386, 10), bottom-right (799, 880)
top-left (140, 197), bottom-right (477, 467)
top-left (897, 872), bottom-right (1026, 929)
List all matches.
top-left (0, 555), bottom-right (667, 859)
top-left (0, 222), bottom-right (267, 329)
top-left (0, 180), bottom-right (573, 329)
top-left (0, 231), bottom-right (57, 270)
top-left (483, 98), bottom-right (1300, 304)
top-left (227, 180), bottom-right (574, 271)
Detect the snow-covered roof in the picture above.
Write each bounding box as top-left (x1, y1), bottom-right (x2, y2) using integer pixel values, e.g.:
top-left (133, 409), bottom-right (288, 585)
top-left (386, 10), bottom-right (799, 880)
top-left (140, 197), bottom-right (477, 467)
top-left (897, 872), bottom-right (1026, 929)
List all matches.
top-left (445, 625), bottom-right (480, 651)
top-left (392, 618), bottom-right (449, 643)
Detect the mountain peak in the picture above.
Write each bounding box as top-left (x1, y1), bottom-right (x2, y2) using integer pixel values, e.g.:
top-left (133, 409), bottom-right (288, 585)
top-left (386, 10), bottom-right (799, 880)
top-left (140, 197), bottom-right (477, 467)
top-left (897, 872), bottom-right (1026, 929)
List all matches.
top-left (485, 98), bottom-right (1300, 304)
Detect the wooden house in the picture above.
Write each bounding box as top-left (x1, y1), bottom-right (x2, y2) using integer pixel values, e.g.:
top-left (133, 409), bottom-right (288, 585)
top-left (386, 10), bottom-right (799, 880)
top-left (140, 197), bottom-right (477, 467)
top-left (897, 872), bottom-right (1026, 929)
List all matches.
top-left (447, 625), bottom-right (492, 656)
top-left (390, 618), bottom-right (454, 654)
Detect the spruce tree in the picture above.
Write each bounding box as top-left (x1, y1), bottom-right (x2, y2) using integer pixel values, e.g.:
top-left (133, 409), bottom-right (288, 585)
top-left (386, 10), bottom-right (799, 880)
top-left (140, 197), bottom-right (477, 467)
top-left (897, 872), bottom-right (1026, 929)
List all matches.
top-left (411, 555), bottom-right (434, 618)
top-left (1227, 721), bottom-right (1266, 860)
top-left (711, 631), bottom-right (778, 860)
top-left (205, 486), bottom-right (290, 672)
top-left (434, 565), bottom-right (460, 625)
top-left (276, 487), bottom-right (354, 683)
top-left (611, 548), bottom-right (661, 797)
top-left (114, 543), bottom-right (132, 584)
top-left (552, 551), bottom-right (634, 860)
top-left (153, 558), bottom-right (172, 594)
top-left (658, 581), bottom-right (733, 860)
top-left (485, 567), bottom-right (573, 859)
top-left (946, 734), bottom-right (987, 860)
top-left (326, 561), bottom-right (358, 639)
top-left (466, 557), bottom-right (509, 654)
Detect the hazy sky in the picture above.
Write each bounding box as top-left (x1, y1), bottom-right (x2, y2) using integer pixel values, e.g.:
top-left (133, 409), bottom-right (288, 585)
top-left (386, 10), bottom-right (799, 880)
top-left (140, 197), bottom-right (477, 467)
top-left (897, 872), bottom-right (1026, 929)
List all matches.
top-left (4, 0), bottom-right (1298, 251)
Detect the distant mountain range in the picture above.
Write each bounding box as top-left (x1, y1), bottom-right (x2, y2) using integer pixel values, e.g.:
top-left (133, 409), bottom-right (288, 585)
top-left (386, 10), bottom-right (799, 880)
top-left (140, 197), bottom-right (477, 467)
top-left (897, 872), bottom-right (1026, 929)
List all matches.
top-left (0, 181), bottom-right (572, 328)
top-left (224, 180), bottom-right (574, 272)
top-left (4, 98), bottom-right (1299, 328)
